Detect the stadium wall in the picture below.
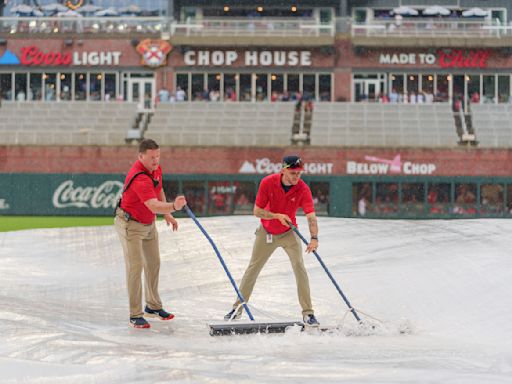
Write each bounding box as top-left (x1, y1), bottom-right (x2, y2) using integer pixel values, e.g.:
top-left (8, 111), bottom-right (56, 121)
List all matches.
top-left (1, 146), bottom-right (512, 219)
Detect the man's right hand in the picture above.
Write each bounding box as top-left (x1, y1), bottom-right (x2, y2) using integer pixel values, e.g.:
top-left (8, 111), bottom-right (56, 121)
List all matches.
top-left (173, 195), bottom-right (187, 211)
top-left (274, 213), bottom-right (292, 227)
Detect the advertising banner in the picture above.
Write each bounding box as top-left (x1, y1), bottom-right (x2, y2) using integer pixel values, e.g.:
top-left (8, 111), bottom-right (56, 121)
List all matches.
top-left (0, 173), bottom-right (124, 216)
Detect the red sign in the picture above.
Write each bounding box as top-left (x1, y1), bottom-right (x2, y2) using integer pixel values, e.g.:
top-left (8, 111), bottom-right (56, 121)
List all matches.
top-left (438, 49), bottom-right (490, 69)
top-left (20, 46), bottom-right (72, 66)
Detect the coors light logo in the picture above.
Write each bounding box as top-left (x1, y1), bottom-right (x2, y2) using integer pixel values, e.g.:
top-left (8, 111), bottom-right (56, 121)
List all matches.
top-left (52, 180), bottom-right (123, 209)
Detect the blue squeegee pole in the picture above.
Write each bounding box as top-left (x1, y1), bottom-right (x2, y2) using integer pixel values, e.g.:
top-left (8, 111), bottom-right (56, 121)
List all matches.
top-left (184, 205), bottom-right (254, 321)
top-left (290, 224), bottom-right (362, 324)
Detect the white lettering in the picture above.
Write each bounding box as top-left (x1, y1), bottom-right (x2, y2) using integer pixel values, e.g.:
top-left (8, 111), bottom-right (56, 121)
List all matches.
top-left (184, 51), bottom-right (196, 65)
top-left (347, 161), bottom-right (389, 174)
top-left (111, 51), bottom-right (121, 65)
top-left (300, 51), bottom-right (312, 66)
top-left (100, 51), bottom-right (111, 65)
top-left (260, 51), bottom-right (272, 66)
top-left (288, 51), bottom-right (299, 66)
top-left (211, 50), bottom-right (224, 65)
top-left (245, 51), bottom-right (258, 66)
top-left (379, 54), bottom-right (391, 64)
top-left (52, 180), bottom-right (123, 209)
top-left (403, 162), bottom-right (436, 175)
top-left (274, 51), bottom-right (286, 66)
top-left (226, 51), bottom-right (238, 65)
top-left (72, 51), bottom-right (82, 65)
top-left (304, 163), bottom-right (333, 174)
top-left (72, 51), bottom-right (121, 66)
top-left (88, 52), bottom-right (99, 65)
top-left (0, 198), bottom-right (9, 209)
top-left (197, 50), bottom-right (209, 65)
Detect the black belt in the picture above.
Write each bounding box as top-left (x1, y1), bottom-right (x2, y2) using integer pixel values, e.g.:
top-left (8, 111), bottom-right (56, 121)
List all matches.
top-left (117, 207), bottom-right (147, 225)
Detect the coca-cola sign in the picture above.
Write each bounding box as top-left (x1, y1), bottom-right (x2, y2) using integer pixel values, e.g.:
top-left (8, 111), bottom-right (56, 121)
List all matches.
top-left (52, 180), bottom-right (123, 209)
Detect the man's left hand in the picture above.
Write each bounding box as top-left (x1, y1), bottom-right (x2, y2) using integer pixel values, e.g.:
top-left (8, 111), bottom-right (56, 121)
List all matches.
top-left (164, 214), bottom-right (178, 231)
top-left (306, 239), bottom-right (318, 253)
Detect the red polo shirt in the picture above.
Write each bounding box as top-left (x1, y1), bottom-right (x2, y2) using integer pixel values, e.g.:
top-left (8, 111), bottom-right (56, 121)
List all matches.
top-left (255, 173), bottom-right (315, 235)
top-left (120, 160), bottom-right (163, 224)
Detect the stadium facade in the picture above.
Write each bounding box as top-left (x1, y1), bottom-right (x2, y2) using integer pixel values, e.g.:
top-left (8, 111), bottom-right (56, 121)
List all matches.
top-left (1, 0), bottom-right (512, 218)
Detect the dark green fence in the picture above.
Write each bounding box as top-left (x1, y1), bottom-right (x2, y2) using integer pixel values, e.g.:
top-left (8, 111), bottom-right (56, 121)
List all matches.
top-left (1, 173), bottom-right (511, 218)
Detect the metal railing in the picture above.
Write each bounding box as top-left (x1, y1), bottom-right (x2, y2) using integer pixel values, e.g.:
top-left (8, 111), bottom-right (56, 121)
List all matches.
top-left (171, 17), bottom-right (335, 37)
top-left (351, 18), bottom-right (508, 38)
top-left (0, 16), bottom-right (170, 34)
top-left (0, 16), bottom-right (334, 37)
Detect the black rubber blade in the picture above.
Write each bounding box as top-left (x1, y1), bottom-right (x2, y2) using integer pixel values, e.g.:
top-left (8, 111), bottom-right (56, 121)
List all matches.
top-left (209, 321), bottom-right (303, 336)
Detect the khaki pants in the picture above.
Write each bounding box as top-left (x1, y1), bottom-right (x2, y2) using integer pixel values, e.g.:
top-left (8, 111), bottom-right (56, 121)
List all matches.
top-left (233, 226), bottom-right (314, 315)
top-left (114, 208), bottom-right (162, 318)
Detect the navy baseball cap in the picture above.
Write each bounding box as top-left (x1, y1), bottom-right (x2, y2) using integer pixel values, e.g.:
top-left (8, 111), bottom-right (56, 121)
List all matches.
top-left (282, 155), bottom-right (304, 169)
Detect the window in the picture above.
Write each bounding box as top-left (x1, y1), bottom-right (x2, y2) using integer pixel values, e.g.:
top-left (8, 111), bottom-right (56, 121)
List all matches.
top-left (208, 181), bottom-right (234, 215)
top-left (207, 73), bottom-right (221, 101)
top-left (390, 74), bottom-right (404, 97)
top-left (191, 73), bottom-right (204, 101)
top-left (406, 74), bottom-right (419, 95)
top-left (75, 73), bottom-right (87, 101)
top-left (183, 181), bottom-right (206, 215)
top-left (427, 183), bottom-right (451, 214)
top-left (483, 75), bottom-right (496, 103)
top-left (453, 183), bottom-right (477, 215)
top-left (239, 74), bottom-right (252, 102)
top-left (303, 74), bottom-right (315, 100)
top-left (319, 74), bottom-right (331, 101)
top-left (104, 73), bottom-right (117, 101)
top-left (44, 73), bottom-right (57, 101)
top-left (90, 73), bottom-right (102, 101)
top-left (375, 182), bottom-right (399, 214)
top-left (310, 182), bottom-right (329, 216)
top-left (352, 182), bottom-right (372, 216)
top-left (224, 74), bottom-right (237, 101)
top-left (436, 75), bottom-right (450, 102)
top-left (162, 180), bottom-right (179, 203)
top-left (14, 73), bottom-right (27, 101)
top-left (0, 73), bottom-right (12, 100)
top-left (255, 73), bottom-right (268, 101)
top-left (287, 74), bottom-right (299, 96)
top-left (498, 75), bottom-right (510, 103)
top-left (270, 74), bottom-right (284, 101)
top-left (467, 75), bottom-right (480, 105)
top-left (421, 74), bottom-right (434, 95)
top-left (30, 73), bottom-right (42, 101)
top-left (59, 73), bottom-right (72, 100)
top-left (401, 183), bottom-right (424, 215)
top-left (480, 183), bottom-right (504, 214)
top-left (233, 181), bottom-right (256, 214)
top-left (176, 73), bottom-right (189, 101)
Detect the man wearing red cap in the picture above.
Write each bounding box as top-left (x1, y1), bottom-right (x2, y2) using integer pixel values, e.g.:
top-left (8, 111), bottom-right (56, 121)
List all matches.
top-left (115, 139), bottom-right (187, 329)
top-left (225, 155), bottom-right (320, 326)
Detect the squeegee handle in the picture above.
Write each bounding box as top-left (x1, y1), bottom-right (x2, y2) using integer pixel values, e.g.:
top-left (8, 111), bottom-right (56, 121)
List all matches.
top-left (185, 205), bottom-right (254, 321)
top-left (290, 224), bottom-right (362, 323)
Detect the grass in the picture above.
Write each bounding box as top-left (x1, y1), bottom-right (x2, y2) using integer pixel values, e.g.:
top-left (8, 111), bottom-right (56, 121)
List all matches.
top-left (0, 216), bottom-right (115, 232)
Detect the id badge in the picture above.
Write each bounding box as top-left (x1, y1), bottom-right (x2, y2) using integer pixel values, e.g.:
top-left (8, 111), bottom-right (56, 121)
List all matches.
top-left (266, 233), bottom-right (273, 244)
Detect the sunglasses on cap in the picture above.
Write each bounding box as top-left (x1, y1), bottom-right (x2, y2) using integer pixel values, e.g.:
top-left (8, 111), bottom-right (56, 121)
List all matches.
top-left (282, 155), bottom-right (304, 169)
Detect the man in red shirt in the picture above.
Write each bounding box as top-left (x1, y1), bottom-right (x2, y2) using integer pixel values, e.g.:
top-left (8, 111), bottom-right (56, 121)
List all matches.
top-left (225, 155), bottom-right (320, 326)
top-left (114, 139), bottom-right (186, 329)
